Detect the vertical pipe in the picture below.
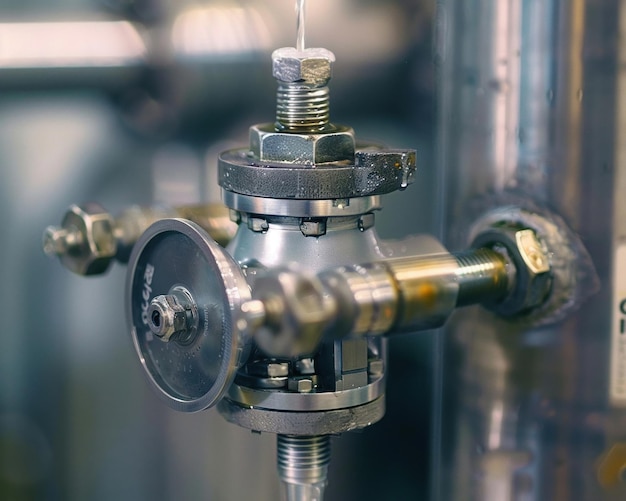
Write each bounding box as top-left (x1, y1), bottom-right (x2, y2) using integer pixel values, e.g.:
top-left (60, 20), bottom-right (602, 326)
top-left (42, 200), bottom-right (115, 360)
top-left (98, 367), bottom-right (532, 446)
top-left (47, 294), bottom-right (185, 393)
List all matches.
top-left (437, 0), bottom-right (626, 499)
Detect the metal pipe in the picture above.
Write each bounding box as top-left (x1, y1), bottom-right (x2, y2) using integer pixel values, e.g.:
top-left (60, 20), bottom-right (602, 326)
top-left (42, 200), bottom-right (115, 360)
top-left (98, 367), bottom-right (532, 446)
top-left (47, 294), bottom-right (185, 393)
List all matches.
top-left (437, 0), bottom-right (624, 499)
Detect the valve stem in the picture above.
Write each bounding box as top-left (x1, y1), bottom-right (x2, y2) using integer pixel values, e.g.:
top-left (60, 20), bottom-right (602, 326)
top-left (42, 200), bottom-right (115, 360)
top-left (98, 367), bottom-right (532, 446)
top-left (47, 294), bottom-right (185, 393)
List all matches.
top-left (277, 434), bottom-right (331, 501)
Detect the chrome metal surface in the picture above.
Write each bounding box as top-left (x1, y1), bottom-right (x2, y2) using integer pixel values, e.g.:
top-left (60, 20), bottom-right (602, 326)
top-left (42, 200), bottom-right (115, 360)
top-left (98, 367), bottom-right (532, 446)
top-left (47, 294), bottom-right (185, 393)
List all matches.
top-left (272, 47), bottom-right (335, 133)
top-left (126, 219), bottom-right (250, 412)
top-left (147, 286), bottom-right (198, 344)
top-left (437, 1), bottom-right (623, 499)
top-left (278, 435), bottom-right (330, 501)
top-left (320, 263), bottom-right (399, 336)
top-left (454, 248), bottom-right (510, 308)
top-left (43, 203), bottom-right (116, 275)
top-left (251, 268), bottom-right (338, 359)
top-left (227, 374), bottom-right (384, 412)
top-left (227, 218), bottom-right (386, 272)
top-left (44, 203), bottom-right (237, 275)
top-left (222, 191), bottom-right (381, 218)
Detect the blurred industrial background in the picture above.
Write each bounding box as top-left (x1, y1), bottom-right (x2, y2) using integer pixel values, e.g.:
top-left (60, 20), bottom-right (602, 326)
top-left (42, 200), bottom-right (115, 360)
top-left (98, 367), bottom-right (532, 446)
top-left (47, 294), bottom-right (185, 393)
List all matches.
top-left (0, 1), bottom-right (437, 500)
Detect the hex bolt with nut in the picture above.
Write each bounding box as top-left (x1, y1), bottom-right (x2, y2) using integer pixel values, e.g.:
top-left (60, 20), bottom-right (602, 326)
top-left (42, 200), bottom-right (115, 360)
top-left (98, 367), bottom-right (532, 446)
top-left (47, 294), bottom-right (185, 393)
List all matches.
top-left (272, 47), bottom-right (335, 133)
top-left (147, 289), bottom-right (197, 343)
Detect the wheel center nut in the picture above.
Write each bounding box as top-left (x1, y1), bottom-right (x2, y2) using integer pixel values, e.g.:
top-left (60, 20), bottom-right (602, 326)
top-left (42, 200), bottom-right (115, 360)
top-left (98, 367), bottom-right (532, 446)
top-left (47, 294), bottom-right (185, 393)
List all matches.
top-left (148, 291), bottom-right (196, 343)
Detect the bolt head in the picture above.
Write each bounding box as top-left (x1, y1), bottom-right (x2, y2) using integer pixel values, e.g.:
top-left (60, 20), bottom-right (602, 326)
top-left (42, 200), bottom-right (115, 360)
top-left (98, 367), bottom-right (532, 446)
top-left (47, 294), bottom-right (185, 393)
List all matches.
top-left (288, 377), bottom-right (314, 393)
top-left (272, 47), bottom-right (335, 85)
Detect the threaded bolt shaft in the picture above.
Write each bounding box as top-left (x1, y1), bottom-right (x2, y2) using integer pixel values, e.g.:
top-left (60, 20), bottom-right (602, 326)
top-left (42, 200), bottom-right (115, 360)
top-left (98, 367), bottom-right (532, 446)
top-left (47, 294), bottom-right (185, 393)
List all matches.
top-left (271, 47), bottom-right (335, 134)
top-left (275, 83), bottom-right (330, 132)
top-left (454, 248), bottom-right (511, 307)
top-left (277, 434), bottom-right (331, 501)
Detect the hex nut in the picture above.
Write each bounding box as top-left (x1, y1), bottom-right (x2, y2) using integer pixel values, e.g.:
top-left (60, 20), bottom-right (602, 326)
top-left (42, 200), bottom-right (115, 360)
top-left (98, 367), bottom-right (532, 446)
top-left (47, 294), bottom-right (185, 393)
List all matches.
top-left (54, 203), bottom-right (116, 275)
top-left (471, 223), bottom-right (552, 315)
top-left (272, 47), bottom-right (335, 85)
top-left (287, 376), bottom-right (315, 393)
top-left (250, 124), bottom-right (355, 165)
top-left (252, 269), bottom-right (337, 358)
top-left (148, 295), bottom-right (189, 342)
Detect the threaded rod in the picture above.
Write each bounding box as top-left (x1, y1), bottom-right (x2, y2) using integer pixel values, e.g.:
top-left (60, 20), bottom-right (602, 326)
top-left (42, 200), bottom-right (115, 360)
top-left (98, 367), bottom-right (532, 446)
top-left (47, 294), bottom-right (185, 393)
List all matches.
top-left (276, 83), bottom-right (331, 132)
top-left (277, 434), bottom-right (331, 501)
top-left (454, 248), bottom-right (511, 307)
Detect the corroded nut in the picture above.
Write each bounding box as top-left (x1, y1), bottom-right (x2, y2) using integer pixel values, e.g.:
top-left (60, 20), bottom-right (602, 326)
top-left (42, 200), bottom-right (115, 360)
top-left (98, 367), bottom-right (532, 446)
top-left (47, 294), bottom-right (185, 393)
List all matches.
top-left (272, 47), bottom-right (335, 85)
top-left (251, 269), bottom-right (337, 358)
top-left (250, 123), bottom-right (355, 165)
top-left (471, 223), bottom-right (552, 315)
top-left (47, 203), bottom-right (116, 275)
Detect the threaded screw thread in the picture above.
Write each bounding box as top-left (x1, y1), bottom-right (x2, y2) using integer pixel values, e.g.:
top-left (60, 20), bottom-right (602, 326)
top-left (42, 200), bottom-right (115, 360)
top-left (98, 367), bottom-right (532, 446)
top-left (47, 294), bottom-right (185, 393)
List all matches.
top-left (275, 82), bottom-right (330, 132)
top-left (277, 434), bottom-right (331, 495)
top-left (454, 248), bottom-right (511, 307)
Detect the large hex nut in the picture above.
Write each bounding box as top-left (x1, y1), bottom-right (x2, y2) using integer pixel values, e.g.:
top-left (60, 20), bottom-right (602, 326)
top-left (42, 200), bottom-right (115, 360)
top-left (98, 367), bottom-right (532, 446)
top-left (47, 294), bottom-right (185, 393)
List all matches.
top-left (251, 269), bottom-right (337, 358)
top-left (250, 123), bottom-right (355, 165)
top-left (58, 203), bottom-right (116, 275)
top-left (272, 47), bottom-right (335, 85)
top-left (471, 223), bottom-right (552, 316)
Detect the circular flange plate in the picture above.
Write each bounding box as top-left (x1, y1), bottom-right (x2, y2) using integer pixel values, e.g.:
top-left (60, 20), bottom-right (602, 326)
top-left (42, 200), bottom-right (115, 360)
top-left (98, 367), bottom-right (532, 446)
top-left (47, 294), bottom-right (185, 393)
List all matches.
top-left (126, 219), bottom-right (250, 412)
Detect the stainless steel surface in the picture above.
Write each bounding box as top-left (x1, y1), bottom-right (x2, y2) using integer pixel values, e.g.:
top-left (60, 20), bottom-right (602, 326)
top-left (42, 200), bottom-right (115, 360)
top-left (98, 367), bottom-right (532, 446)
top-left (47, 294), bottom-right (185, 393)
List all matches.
top-left (43, 203), bottom-right (116, 275)
top-left (278, 434), bottom-right (331, 501)
top-left (227, 218), bottom-right (386, 271)
top-left (126, 219), bottom-right (251, 412)
top-left (44, 203), bottom-right (237, 274)
top-left (272, 47), bottom-right (334, 133)
top-left (251, 268), bottom-right (337, 359)
top-left (437, 0), bottom-right (623, 499)
top-left (247, 241), bottom-right (550, 358)
top-left (227, 375), bottom-right (384, 412)
top-left (147, 288), bottom-right (197, 343)
top-left (21, 1), bottom-right (436, 500)
top-left (222, 192), bottom-right (381, 218)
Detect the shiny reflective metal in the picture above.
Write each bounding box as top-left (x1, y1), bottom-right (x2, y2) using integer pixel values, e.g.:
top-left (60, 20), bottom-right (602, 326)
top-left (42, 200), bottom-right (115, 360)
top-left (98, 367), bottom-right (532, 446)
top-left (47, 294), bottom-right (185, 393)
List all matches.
top-left (277, 435), bottom-right (331, 501)
top-left (252, 268), bottom-right (337, 358)
top-left (44, 203), bottom-right (237, 275)
top-left (272, 47), bottom-right (335, 132)
top-left (436, 1), bottom-right (613, 499)
top-left (250, 123), bottom-right (355, 165)
top-left (126, 219), bottom-right (251, 412)
top-left (43, 203), bottom-right (116, 275)
top-left (223, 192), bottom-right (382, 218)
top-left (470, 220), bottom-right (551, 316)
top-left (227, 374), bottom-right (385, 412)
top-left (147, 287), bottom-right (198, 343)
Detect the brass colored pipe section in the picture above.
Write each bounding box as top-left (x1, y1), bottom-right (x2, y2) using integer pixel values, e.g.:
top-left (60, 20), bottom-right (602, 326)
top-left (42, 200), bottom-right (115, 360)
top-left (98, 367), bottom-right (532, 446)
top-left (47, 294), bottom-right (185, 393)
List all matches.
top-left (382, 248), bottom-right (510, 332)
